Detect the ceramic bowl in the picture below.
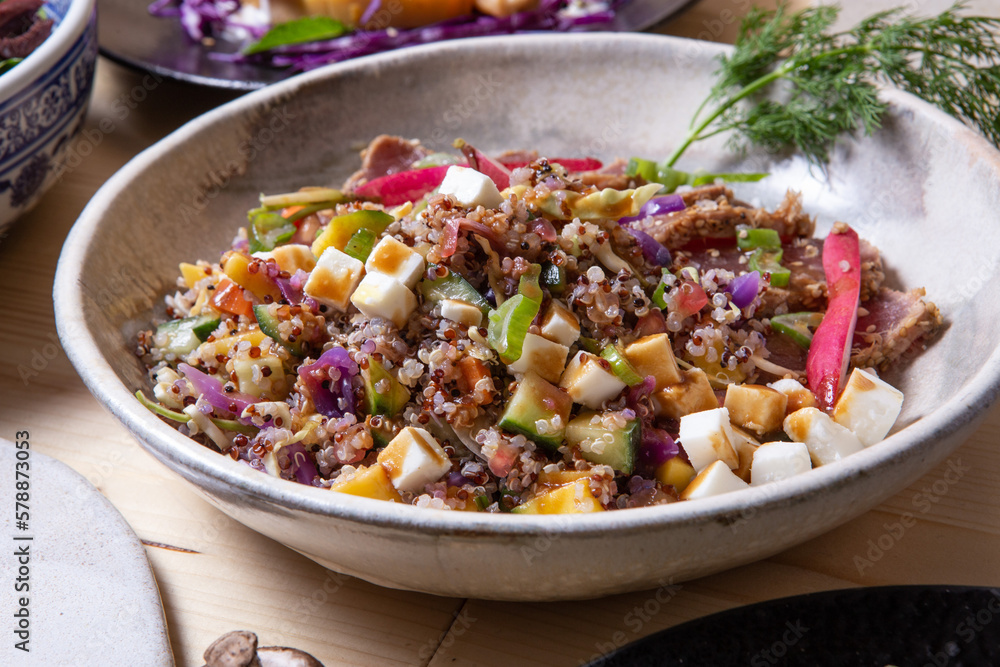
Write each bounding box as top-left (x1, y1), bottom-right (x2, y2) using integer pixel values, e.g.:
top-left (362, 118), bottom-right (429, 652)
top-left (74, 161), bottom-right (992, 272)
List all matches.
top-left (55, 33), bottom-right (1000, 601)
top-left (0, 0), bottom-right (97, 237)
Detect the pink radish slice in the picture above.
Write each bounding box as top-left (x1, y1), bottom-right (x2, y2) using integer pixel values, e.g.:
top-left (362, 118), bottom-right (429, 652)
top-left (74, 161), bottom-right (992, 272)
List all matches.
top-left (806, 223), bottom-right (861, 411)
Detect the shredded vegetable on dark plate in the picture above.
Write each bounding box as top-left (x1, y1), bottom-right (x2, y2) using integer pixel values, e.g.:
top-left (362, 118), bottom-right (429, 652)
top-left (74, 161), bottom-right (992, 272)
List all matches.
top-left (96, 0), bottom-right (688, 90)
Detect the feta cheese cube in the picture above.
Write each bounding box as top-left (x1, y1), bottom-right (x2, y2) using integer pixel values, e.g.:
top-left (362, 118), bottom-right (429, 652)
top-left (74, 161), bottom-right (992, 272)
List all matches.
top-left (376, 427), bottom-right (451, 493)
top-left (539, 302), bottom-right (581, 347)
top-left (680, 460), bottom-right (749, 500)
top-left (768, 378), bottom-right (817, 414)
top-left (833, 368), bottom-right (904, 446)
top-left (784, 407), bottom-right (864, 466)
top-left (724, 383), bottom-right (788, 435)
top-left (559, 351), bottom-right (627, 409)
top-left (624, 333), bottom-right (682, 389)
top-left (678, 407), bottom-right (739, 472)
top-left (365, 235), bottom-right (425, 289)
top-left (651, 368), bottom-right (719, 419)
top-left (508, 333), bottom-right (570, 384)
top-left (304, 247), bottom-right (365, 312)
top-left (440, 299), bottom-right (483, 328)
top-left (350, 272), bottom-right (418, 329)
top-left (750, 441), bottom-right (812, 486)
top-left (438, 165), bottom-right (504, 209)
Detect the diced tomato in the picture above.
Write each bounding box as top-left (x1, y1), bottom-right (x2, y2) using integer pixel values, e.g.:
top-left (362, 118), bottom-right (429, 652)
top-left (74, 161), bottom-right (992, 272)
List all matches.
top-left (675, 281), bottom-right (708, 318)
top-left (211, 278), bottom-right (254, 318)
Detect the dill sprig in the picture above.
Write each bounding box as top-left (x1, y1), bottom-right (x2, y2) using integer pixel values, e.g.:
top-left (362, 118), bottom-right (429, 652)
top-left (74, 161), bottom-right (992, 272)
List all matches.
top-left (666, 2), bottom-right (1000, 167)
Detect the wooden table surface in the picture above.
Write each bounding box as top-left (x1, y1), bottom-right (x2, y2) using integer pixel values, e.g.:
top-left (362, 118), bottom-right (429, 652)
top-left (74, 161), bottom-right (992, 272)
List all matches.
top-left (2, 1), bottom-right (999, 664)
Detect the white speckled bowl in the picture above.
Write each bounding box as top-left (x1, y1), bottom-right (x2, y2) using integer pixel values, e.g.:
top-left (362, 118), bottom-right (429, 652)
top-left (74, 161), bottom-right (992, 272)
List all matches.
top-left (0, 0), bottom-right (97, 236)
top-left (55, 34), bottom-right (1000, 600)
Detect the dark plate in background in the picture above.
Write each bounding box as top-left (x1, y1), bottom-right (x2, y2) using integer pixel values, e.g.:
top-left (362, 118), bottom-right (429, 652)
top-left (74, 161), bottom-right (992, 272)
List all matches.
top-left (586, 586), bottom-right (1000, 666)
top-left (97, 0), bottom-right (690, 90)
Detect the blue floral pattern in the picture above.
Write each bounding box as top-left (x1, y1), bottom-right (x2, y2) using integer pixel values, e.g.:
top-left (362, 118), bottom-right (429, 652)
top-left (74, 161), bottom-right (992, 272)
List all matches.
top-left (0, 5), bottom-right (97, 230)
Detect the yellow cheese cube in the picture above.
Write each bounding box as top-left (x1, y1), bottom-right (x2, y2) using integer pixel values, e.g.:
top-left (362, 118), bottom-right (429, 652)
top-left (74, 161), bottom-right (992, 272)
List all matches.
top-left (624, 333), bottom-right (682, 389)
top-left (651, 368), bottom-right (719, 419)
top-left (723, 383), bottom-right (788, 436)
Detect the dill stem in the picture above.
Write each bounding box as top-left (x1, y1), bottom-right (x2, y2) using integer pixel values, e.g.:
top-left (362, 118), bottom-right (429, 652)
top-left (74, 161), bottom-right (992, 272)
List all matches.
top-left (666, 43), bottom-right (878, 168)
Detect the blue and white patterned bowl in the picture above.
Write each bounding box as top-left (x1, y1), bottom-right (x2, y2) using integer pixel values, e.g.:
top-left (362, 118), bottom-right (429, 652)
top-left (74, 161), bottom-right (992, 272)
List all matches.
top-left (0, 0), bottom-right (97, 237)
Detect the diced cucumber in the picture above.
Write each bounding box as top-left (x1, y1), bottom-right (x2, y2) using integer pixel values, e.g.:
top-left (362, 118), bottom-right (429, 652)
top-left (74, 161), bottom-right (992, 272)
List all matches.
top-left (253, 304), bottom-right (302, 356)
top-left (419, 265), bottom-right (491, 315)
top-left (156, 315), bottom-right (220, 357)
top-left (362, 355), bottom-right (410, 417)
top-left (497, 372), bottom-right (572, 450)
top-left (565, 410), bottom-right (640, 475)
top-left (343, 227), bottom-right (378, 262)
top-left (600, 344), bottom-right (644, 387)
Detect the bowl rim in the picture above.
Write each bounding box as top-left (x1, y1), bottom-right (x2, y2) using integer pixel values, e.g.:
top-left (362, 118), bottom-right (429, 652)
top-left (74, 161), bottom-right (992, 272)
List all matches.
top-left (0, 0), bottom-right (96, 102)
top-left (55, 31), bottom-right (1000, 539)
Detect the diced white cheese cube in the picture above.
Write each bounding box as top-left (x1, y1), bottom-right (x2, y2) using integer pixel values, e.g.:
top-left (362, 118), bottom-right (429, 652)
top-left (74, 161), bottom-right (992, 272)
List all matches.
top-left (833, 368), bottom-right (904, 446)
top-left (558, 351), bottom-right (627, 409)
top-left (539, 301), bottom-right (581, 348)
top-left (304, 247), bottom-right (365, 312)
top-left (750, 441), bottom-right (812, 486)
top-left (680, 460), bottom-right (749, 500)
top-left (350, 272), bottom-right (418, 329)
top-left (507, 332), bottom-right (569, 384)
top-left (784, 407), bottom-right (864, 466)
top-left (440, 299), bottom-right (483, 328)
top-left (376, 426), bottom-right (451, 493)
top-left (678, 407), bottom-right (739, 472)
top-left (365, 235), bottom-right (426, 289)
top-left (438, 165), bottom-right (504, 209)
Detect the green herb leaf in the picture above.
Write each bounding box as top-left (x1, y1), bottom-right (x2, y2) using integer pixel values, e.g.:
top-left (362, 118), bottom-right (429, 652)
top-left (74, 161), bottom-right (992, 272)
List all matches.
top-left (666, 2), bottom-right (1000, 167)
top-left (243, 17), bottom-right (349, 56)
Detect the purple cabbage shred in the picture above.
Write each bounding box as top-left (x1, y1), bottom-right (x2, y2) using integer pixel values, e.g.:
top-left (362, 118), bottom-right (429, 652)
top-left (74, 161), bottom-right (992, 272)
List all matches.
top-left (150, 0), bottom-right (628, 72)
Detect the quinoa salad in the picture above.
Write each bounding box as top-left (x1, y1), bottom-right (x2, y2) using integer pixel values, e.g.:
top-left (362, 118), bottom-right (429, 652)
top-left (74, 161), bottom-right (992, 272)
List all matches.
top-left (136, 135), bottom-right (943, 514)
